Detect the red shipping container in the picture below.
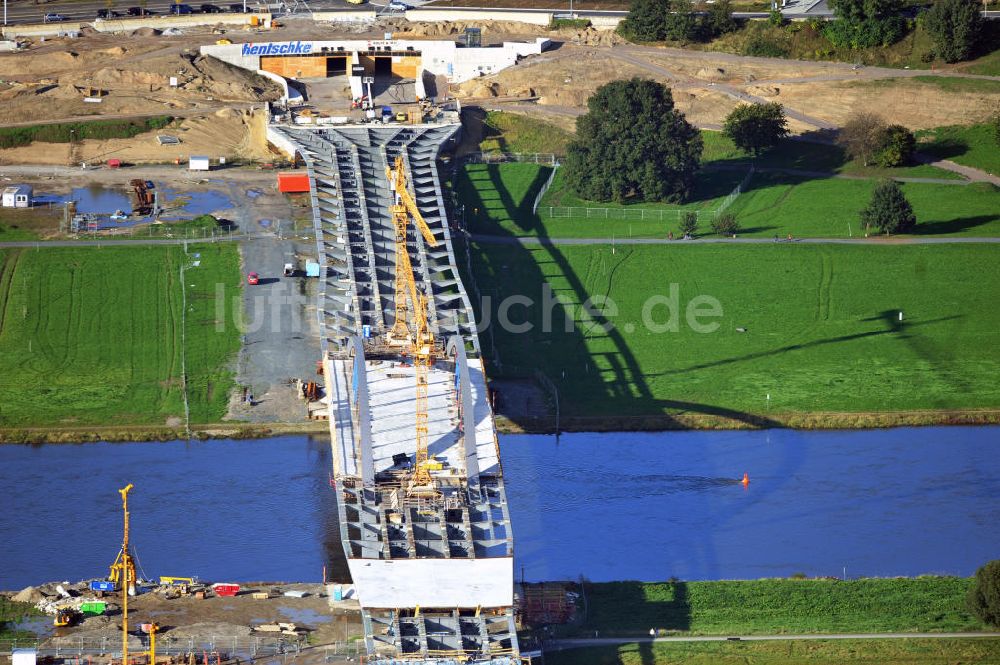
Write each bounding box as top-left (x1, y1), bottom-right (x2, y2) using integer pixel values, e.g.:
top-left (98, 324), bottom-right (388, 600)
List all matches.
top-left (277, 172), bottom-right (310, 193)
top-left (212, 583), bottom-right (241, 597)
top-left (107, 159), bottom-right (122, 168)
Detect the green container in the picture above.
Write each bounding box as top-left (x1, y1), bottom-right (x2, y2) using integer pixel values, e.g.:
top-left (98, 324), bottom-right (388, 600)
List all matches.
top-left (80, 602), bottom-right (106, 616)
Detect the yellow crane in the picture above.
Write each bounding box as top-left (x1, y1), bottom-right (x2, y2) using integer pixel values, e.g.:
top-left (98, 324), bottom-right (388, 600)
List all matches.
top-left (384, 156), bottom-right (438, 493)
top-left (109, 483), bottom-right (136, 665)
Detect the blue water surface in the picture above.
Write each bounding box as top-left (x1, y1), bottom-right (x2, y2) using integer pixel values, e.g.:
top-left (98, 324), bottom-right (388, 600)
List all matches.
top-left (502, 426), bottom-right (1000, 582)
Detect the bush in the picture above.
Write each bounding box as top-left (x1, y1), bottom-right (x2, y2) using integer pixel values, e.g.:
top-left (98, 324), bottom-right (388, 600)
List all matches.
top-left (711, 213), bottom-right (740, 236)
top-left (768, 8), bottom-right (785, 26)
top-left (743, 33), bottom-right (789, 57)
top-left (679, 211), bottom-right (698, 237)
top-left (967, 560), bottom-right (1000, 628)
top-left (551, 17), bottom-right (592, 29)
top-left (0, 117), bottom-right (173, 150)
top-left (873, 124), bottom-right (915, 167)
top-left (823, 16), bottom-right (907, 48)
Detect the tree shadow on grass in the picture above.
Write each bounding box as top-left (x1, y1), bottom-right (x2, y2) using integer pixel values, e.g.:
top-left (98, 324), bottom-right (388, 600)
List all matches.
top-left (919, 138), bottom-right (969, 162)
top-left (910, 215), bottom-right (997, 235)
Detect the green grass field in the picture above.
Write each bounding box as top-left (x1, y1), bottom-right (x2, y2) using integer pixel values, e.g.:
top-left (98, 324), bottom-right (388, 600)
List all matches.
top-left (701, 132), bottom-right (963, 180)
top-left (470, 242), bottom-right (1000, 419)
top-left (726, 176), bottom-right (1000, 238)
top-left (457, 160), bottom-right (999, 240)
top-left (478, 110), bottom-right (575, 156)
top-left (545, 638), bottom-right (1000, 665)
top-left (916, 123), bottom-right (1000, 176)
top-left (567, 578), bottom-right (983, 637)
top-left (0, 244), bottom-right (240, 427)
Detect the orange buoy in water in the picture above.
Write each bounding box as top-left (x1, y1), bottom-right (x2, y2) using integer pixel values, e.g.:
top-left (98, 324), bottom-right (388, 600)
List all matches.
top-left (741, 472), bottom-right (749, 487)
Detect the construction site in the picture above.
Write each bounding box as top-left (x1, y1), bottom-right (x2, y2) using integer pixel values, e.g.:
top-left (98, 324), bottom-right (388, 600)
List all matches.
top-left (2, 5), bottom-right (999, 665)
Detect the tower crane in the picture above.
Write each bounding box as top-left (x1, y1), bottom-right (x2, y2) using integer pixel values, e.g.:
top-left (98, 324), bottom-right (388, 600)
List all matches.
top-left (385, 156), bottom-right (439, 493)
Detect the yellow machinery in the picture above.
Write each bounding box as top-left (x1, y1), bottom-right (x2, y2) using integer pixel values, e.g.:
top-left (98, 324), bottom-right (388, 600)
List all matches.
top-left (158, 576), bottom-right (195, 586)
top-left (384, 156), bottom-right (439, 494)
top-left (53, 607), bottom-right (78, 627)
top-left (109, 483), bottom-right (136, 665)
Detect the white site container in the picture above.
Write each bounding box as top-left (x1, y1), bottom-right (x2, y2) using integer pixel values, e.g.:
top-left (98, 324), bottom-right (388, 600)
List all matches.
top-left (2, 185), bottom-right (32, 208)
top-left (12, 649), bottom-right (37, 665)
top-left (189, 156), bottom-right (210, 171)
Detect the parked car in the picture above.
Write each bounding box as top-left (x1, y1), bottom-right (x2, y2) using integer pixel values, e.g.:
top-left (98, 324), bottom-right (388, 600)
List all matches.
top-left (247, 272), bottom-right (260, 285)
top-left (96, 9), bottom-right (122, 18)
top-left (43, 13), bottom-right (68, 22)
top-left (126, 6), bottom-right (155, 15)
top-left (386, 1), bottom-right (410, 10)
top-left (228, 2), bottom-right (245, 10)
top-left (169, 3), bottom-right (195, 13)
top-left (200, 3), bottom-right (221, 12)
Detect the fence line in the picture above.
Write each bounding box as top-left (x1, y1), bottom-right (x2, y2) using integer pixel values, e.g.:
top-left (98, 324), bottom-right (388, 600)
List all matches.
top-left (532, 162), bottom-right (560, 215)
top-left (537, 165), bottom-right (756, 224)
top-left (0, 635), bottom-right (339, 658)
top-left (461, 152), bottom-right (558, 166)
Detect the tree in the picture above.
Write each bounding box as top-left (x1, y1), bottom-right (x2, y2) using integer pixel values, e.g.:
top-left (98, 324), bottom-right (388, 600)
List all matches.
top-left (711, 213), bottom-right (740, 236)
top-left (838, 112), bottom-right (887, 166)
top-left (563, 78), bottom-right (703, 204)
top-left (873, 124), bottom-right (915, 168)
top-left (860, 179), bottom-right (916, 234)
top-left (722, 102), bottom-right (789, 157)
top-left (619, 0), bottom-right (667, 41)
top-left (968, 560), bottom-right (1000, 628)
top-left (825, 0), bottom-right (906, 48)
top-left (664, 0), bottom-right (699, 41)
top-left (924, 0), bottom-right (983, 63)
top-left (679, 211), bottom-right (698, 237)
top-left (705, 0), bottom-right (738, 37)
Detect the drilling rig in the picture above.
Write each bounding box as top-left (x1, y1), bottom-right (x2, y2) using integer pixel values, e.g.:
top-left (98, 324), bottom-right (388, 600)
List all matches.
top-left (385, 156), bottom-right (439, 495)
top-left (109, 483), bottom-right (136, 665)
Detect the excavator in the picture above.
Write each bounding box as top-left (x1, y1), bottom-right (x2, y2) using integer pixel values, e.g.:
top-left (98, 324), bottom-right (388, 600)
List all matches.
top-left (384, 156), bottom-right (439, 495)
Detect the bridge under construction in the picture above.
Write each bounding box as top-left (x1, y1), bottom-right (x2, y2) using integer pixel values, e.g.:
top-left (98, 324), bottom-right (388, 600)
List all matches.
top-left (271, 123), bottom-right (520, 665)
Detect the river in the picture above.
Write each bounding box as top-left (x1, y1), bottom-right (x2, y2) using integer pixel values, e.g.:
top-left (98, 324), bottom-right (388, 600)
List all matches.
top-left (1, 427), bottom-right (998, 590)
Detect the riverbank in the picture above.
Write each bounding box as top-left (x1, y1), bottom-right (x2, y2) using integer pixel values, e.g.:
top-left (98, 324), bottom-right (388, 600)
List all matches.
top-left (5, 408), bottom-right (1000, 444)
top-left (0, 421), bottom-right (330, 444)
top-left (495, 408), bottom-right (1000, 434)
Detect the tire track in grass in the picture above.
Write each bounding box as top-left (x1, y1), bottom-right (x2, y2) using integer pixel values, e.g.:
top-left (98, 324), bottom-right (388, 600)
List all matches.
top-left (163, 247), bottom-right (181, 418)
top-left (818, 251), bottom-right (832, 321)
top-left (0, 249), bottom-right (22, 338)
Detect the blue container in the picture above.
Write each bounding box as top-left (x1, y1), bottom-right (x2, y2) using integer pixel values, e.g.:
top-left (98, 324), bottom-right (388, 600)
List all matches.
top-left (90, 581), bottom-right (115, 592)
top-left (333, 585), bottom-right (343, 601)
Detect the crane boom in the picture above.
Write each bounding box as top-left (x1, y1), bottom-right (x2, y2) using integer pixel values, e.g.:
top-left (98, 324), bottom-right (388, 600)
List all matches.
top-left (384, 156), bottom-right (438, 493)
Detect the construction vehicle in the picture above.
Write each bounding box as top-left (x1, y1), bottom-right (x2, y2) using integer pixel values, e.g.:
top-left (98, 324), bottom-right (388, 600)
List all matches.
top-left (159, 576), bottom-right (196, 586)
top-left (384, 156), bottom-right (439, 495)
top-left (108, 484), bottom-right (137, 665)
top-left (53, 607), bottom-right (79, 627)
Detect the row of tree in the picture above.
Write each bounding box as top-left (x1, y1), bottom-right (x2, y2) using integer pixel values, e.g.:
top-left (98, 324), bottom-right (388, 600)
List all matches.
top-left (562, 78), bottom-right (926, 236)
top-left (619, 0), bottom-right (740, 42)
top-left (619, 0), bottom-right (988, 64)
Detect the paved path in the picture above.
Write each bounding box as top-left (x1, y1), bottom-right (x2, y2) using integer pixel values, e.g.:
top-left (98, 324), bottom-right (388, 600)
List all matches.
top-left (469, 234), bottom-right (1000, 246)
top-left (545, 632), bottom-right (1000, 651)
top-left (914, 153), bottom-right (1000, 186)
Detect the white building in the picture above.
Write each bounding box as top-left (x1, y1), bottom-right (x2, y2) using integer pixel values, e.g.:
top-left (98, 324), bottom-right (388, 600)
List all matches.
top-left (2, 185), bottom-right (32, 208)
top-left (199, 37), bottom-right (549, 102)
top-left (188, 156), bottom-right (210, 171)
